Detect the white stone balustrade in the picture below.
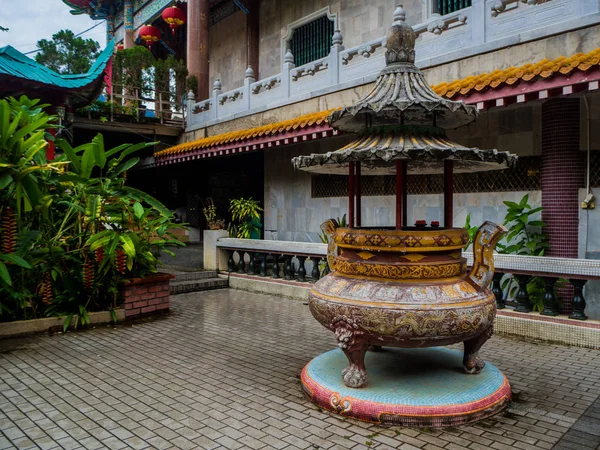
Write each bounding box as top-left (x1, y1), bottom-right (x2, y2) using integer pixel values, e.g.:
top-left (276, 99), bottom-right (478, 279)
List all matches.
top-left (186, 0), bottom-right (600, 131)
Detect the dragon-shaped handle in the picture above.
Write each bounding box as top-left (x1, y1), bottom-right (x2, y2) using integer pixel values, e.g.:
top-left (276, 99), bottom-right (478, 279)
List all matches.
top-left (468, 221), bottom-right (507, 291)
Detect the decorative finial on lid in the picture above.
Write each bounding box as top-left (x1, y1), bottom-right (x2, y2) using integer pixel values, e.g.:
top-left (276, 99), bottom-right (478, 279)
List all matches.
top-left (385, 4), bottom-right (416, 65)
top-left (393, 5), bottom-right (406, 22)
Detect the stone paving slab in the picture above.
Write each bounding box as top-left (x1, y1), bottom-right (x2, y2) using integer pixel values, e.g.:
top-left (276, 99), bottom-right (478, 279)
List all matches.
top-left (0, 289), bottom-right (599, 450)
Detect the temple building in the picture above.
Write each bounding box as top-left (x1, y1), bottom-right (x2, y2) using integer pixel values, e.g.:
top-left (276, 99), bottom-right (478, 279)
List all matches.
top-left (62, 0), bottom-right (600, 317)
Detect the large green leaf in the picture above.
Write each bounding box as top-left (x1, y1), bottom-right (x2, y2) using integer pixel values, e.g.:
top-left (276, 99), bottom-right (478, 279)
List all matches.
top-left (55, 139), bottom-right (81, 174)
top-left (113, 157), bottom-right (139, 176)
top-left (80, 146), bottom-right (95, 179)
top-left (21, 174), bottom-right (42, 209)
top-left (119, 234), bottom-right (136, 257)
top-left (92, 134), bottom-right (106, 169)
top-left (0, 173), bottom-right (13, 190)
top-left (0, 261), bottom-right (11, 286)
top-left (122, 186), bottom-right (171, 217)
top-left (133, 201), bottom-right (144, 219)
top-left (1, 254), bottom-right (31, 269)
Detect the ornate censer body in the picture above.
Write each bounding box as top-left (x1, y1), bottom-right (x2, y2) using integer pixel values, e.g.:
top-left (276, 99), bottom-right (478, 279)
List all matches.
top-left (310, 221), bottom-right (506, 388)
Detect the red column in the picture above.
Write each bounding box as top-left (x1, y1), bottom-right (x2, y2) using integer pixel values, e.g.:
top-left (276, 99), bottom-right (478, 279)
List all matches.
top-left (46, 129), bottom-right (56, 161)
top-left (187, 0), bottom-right (210, 99)
top-left (355, 162), bottom-right (362, 227)
top-left (348, 162), bottom-right (355, 228)
top-left (542, 98), bottom-right (582, 258)
top-left (444, 160), bottom-right (454, 228)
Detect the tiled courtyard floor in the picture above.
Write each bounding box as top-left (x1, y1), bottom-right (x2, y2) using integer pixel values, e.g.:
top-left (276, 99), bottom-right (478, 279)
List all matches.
top-left (1, 289), bottom-right (600, 450)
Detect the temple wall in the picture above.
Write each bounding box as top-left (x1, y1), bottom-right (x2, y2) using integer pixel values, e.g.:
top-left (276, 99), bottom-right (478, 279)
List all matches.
top-left (257, 0), bottom-right (422, 80)
top-left (209, 10), bottom-right (248, 92)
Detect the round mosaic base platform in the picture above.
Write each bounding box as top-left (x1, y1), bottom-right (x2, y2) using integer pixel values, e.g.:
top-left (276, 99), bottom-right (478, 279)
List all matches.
top-left (300, 347), bottom-right (511, 427)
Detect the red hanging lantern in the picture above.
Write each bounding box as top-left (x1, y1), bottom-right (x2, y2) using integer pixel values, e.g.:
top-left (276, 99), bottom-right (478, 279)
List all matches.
top-left (116, 43), bottom-right (124, 51)
top-left (138, 25), bottom-right (161, 50)
top-left (161, 5), bottom-right (186, 35)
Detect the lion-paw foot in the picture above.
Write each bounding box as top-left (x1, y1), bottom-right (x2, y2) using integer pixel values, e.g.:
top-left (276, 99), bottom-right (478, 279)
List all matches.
top-left (342, 365), bottom-right (367, 388)
top-left (463, 355), bottom-right (485, 374)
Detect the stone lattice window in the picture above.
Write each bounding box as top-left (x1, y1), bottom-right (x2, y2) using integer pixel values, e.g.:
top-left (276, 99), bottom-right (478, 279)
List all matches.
top-left (289, 15), bottom-right (335, 67)
top-left (435, 0), bottom-right (472, 15)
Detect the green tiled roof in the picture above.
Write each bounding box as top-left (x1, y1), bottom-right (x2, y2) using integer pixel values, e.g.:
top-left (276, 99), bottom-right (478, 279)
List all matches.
top-left (0, 40), bottom-right (114, 89)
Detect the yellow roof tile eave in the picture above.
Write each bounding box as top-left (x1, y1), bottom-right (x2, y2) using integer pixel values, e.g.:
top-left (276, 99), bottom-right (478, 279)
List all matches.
top-left (432, 48), bottom-right (600, 99)
top-left (155, 108), bottom-right (337, 158)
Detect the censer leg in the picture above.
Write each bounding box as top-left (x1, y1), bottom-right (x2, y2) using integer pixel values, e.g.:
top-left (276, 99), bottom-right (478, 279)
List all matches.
top-left (341, 344), bottom-right (369, 388)
top-left (462, 325), bottom-right (493, 374)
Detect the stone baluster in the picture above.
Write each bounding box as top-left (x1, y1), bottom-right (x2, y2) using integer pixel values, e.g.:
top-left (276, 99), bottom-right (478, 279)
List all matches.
top-left (540, 277), bottom-right (558, 316)
top-left (514, 274), bottom-right (531, 313)
top-left (569, 279), bottom-right (588, 320)
top-left (243, 66), bottom-right (255, 111)
top-left (237, 251), bottom-right (246, 273)
top-left (311, 257), bottom-right (321, 281)
top-left (211, 79), bottom-right (221, 120)
top-left (492, 272), bottom-right (505, 309)
top-left (227, 250), bottom-right (235, 272)
top-left (271, 255), bottom-right (281, 278)
top-left (281, 50), bottom-right (295, 99)
top-left (328, 30), bottom-right (344, 86)
top-left (260, 254), bottom-right (267, 277)
top-left (248, 252), bottom-right (256, 275)
top-left (186, 90), bottom-right (195, 125)
top-left (297, 256), bottom-right (307, 282)
top-left (284, 255), bottom-right (293, 280)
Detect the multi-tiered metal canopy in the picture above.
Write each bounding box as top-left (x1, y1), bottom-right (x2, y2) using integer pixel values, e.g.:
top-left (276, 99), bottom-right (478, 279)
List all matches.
top-left (292, 5), bottom-right (516, 230)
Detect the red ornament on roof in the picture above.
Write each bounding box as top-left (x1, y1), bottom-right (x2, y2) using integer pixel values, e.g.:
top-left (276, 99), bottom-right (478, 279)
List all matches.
top-left (138, 25), bottom-right (161, 50)
top-left (162, 6), bottom-right (186, 35)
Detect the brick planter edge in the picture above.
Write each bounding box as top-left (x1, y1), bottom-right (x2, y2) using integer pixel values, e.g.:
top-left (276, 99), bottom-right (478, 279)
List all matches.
top-left (119, 273), bottom-right (176, 319)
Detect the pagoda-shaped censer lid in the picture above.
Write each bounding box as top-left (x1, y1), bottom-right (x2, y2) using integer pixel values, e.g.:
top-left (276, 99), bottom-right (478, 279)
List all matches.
top-left (292, 5), bottom-right (517, 175)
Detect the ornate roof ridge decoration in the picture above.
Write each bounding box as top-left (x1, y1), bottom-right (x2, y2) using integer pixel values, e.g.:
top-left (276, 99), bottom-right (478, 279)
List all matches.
top-left (329, 5), bottom-right (477, 133)
top-left (0, 41), bottom-right (115, 91)
top-left (433, 48), bottom-right (600, 99)
top-left (154, 108), bottom-right (338, 158)
top-left (292, 125), bottom-right (517, 175)
top-left (62, 0), bottom-right (123, 20)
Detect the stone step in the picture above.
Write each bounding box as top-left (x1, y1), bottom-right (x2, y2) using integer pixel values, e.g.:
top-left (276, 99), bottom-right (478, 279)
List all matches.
top-left (170, 278), bottom-right (228, 295)
top-left (163, 269), bottom-right (218, 281)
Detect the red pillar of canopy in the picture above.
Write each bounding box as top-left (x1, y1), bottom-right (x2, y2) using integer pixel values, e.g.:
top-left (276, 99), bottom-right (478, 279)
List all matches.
top-left (444, 160), bottom-right (454, 228)
top-left (348, 162), bottom-right (355, 228)
top-left (395, 161), bottom-right (408, 230)
top-left (355, 162), bottom-right (362, 227)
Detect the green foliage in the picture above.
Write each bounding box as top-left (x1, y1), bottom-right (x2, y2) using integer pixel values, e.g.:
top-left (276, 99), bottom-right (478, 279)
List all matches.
top-left (496, 194), bottom-right (553, 312)
top-left (497, 194), bottom-right (548, 256)
top-left (203, 199), bottom-right (225, 230)
top-left (186, 75), bottom-right (199, 97)
top-left (0, 96), bottom-right (184, 323)
top-left (228, 198), bottom-right (263, 239)
top-left (35, 29), bottom-right (100, 74)
top-left (463, 213), bottom-right (478, 249)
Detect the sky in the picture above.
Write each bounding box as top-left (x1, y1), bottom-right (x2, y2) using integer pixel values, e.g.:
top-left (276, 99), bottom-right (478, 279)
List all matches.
top-left (0, 0), bottom-right (108, 54)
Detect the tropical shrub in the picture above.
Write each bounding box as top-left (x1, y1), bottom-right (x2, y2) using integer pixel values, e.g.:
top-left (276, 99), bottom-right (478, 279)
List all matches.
top-left (228, 198), bottom-right (262, 239)
top-left (0, 96), bottom-right (184, 325)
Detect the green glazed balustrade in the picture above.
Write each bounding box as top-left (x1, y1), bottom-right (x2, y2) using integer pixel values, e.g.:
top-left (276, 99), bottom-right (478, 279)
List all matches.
top-left (290, 15), bottom-right (334, 68)
top-left (437, 0), bottom-right (472, 16)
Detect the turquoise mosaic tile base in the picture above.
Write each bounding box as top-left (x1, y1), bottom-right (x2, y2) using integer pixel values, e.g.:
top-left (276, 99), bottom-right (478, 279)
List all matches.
top-left (301, 347), bottom-right (511, 426)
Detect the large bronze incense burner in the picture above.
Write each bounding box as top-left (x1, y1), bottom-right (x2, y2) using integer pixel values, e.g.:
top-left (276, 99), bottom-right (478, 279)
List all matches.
top-left (312, 222), bottom-right (505, 388)
top-left (292, 6), bottom-right (517, 389)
